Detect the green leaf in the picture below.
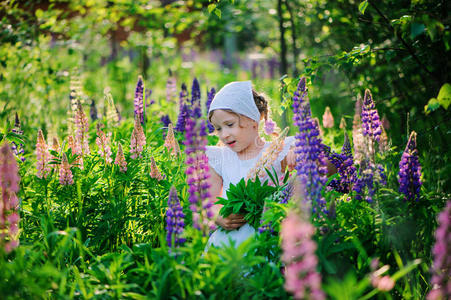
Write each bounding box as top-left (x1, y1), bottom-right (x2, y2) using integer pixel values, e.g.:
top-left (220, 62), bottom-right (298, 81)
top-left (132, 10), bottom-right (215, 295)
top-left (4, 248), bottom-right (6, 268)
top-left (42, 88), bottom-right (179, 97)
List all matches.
top-left (410, 23), bottom-right (425, 39)
top-left (358, 1), bottom-right (368, 15)
top-left (437, 83), bottom-right (451, 109)
top-left (424, 98), bottom-right (440, 114)
top-left (214, 8), bottom-right (221, 19)
top-left (207, 4), bottom-right (216, 14)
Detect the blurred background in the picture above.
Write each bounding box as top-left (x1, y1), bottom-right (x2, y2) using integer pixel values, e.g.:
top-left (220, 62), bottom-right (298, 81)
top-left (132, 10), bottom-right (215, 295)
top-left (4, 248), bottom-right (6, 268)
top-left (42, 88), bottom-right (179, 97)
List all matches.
top-left (1, 0), bottom-right (450, 190)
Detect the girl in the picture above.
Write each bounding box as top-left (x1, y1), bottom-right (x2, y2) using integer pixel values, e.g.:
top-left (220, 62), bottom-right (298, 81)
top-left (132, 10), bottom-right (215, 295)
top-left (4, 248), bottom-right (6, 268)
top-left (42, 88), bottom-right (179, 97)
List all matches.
top-left (205, 81), bottom-right (296, 249)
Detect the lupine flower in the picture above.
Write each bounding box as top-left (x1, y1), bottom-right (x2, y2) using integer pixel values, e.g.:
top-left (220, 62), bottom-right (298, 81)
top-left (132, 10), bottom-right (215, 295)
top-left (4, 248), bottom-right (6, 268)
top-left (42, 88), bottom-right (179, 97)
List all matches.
top-left (166, 186), bottom-right (186, 247)
top-left (353, 161), bottom-right (386, 203)
top-left (59, 153), bottom-right (73, 185)
top-left (36, 129), bottom-right (51, 179)
top-left (369, 261), bottom-right (396, 292)
top-left (264, 118), bottom-right (276, 135)
top-left (164, 123), bottom-right (180, 156)
top-left (74, 101), bottom-right (90, 156)
top-left (267, 56), bottom-right (279, 79)
top-left (361, 89), bottom-right (382, 143)
top-left (191, 78), bottom-right (202, 118)
top-left (104, 88), bottom-right (120, 127)
top-left (114, 143), bottom-right (127, 172)
top-left (130, 117), bottom-right (146, 159)
top-left (379, 127), bottom-right (390, 153)
top-left (381, 115), bottom-right (390, 130)
top-left (427, 200), bottom-right (451, 300)
top-left (339, 117), bottom-right (347, 129)
top-left (175, 84), bottom-right (190, 133)
top-left (0, 143), bottom-right (20, 253)
top-left (353, 95), bottom-right (365, 165)
top-left (322, 106), bottom-right (334, 128)
top-left (90, 99), bottom-right (98, 121)
top-left (292, 77), bottom-right (328, 215)
top-left (145, 88), bottom-right (155, 109)
top-left (281, 212), bottom-right (325, 300)
top-left (134, 75), bottom-right (145, 124)
top-left (95, 124), bottom-right (113, 164)
top-left (246, 127), bottom-right (289, 181)
top-left (206, 87), bottom-right (216, 133)
top-left (327, 133), bottom-right (357, 193)
top-left (160, 114), bottom-right (171, 128)
top-left (11, 112), bottom-right (25, 162)
top-left (185, 116), bottom-right (214, 233)
top-left (49, 137), bottom-right (61, 171)
top-left (166, 71), bottom-right (177, 103)
top-left (398, 131), bottom-right (422, 202)
top-left (150, 156), bottom-right (165, 181)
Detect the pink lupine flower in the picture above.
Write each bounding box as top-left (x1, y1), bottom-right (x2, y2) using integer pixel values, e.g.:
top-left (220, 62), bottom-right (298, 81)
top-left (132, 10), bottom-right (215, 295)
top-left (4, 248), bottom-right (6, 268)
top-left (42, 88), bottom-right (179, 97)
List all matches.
top-left (95, 124), bottom-right (113, 164)
top-left (36, 129), bottom-right (51, 179)
top-left (59, 153), bottom-right (73, 185)
top-left (0, 143), bottom-right (21, 253)
top-left (164, 123), bottom-right (180, 156)
top-left (352, 95), bottom-right (365, 165)
top-left (150, 156), bottom-right (165, 181)
top-left (67, 135), bottom-right (83, 169)
top-left (281, 212), bottom-right (325, 300)
top-left (74, 101), bottom-right (90, 156)
top-left (114, 143), bottom-right (127, 172)
top-left (166, 72), bottom-right (177, 103)
top-left (339, 117), bottom-right (347, 129)
top-left (130, 117), bottom-right (146, 159)
top-left (427, 201), bottom-right (451, 300)
top-left (322, 106), bottom-right (334, 128)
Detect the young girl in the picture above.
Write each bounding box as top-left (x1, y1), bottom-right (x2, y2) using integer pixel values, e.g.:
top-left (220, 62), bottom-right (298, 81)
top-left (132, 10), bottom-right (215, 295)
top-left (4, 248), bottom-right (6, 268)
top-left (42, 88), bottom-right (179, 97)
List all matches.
top-left (205, 81), bottom-right (296, 249)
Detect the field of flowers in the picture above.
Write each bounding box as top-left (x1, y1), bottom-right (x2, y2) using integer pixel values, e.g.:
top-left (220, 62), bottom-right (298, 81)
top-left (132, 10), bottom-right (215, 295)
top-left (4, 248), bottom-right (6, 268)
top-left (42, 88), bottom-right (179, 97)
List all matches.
top-left (0, 67), bottom-right (449, 299)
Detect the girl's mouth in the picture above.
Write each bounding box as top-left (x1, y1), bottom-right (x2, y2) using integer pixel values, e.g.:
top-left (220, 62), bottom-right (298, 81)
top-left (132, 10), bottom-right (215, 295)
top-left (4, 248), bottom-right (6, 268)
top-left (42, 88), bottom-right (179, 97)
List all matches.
top-left (227, 141), bottom-right (236, 147)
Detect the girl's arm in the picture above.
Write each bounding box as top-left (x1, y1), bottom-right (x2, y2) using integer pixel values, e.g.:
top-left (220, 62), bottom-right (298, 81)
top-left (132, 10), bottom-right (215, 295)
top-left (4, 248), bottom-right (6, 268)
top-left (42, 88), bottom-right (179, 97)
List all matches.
top-left (207, 166), bottom-right (246, 230)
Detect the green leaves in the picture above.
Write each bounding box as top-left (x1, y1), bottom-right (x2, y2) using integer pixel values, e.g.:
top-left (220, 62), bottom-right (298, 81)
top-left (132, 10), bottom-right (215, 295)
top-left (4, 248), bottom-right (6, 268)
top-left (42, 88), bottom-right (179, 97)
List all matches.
top-left (425, 83), bottom-right (451, 114)
top-left (358, 1), bottom-right (368, 15)
top-left (217, 177), bottom-right (277, 229)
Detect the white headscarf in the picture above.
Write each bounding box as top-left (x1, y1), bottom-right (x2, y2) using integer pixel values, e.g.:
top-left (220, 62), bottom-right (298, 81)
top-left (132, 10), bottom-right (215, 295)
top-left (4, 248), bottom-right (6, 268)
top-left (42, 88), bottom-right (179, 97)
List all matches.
top-left (208, 81), bottom-right (260, 123)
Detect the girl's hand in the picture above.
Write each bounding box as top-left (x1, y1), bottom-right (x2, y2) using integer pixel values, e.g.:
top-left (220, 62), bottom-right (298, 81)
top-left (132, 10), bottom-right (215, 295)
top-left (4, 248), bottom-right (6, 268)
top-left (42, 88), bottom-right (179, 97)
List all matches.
top-left (216, 213), bottom-right (247, 230)
top-left (286, 148), bottom-right (296, 172)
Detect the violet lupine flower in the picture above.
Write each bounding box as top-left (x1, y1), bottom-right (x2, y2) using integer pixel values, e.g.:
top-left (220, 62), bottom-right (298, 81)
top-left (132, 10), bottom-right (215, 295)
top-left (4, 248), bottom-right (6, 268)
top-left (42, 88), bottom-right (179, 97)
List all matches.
top-left (11, 113), bottom-right (25, 162)
top-left (160, 114), bottom-right (171, 128)
top-left (130, 117), bottom-right (146, 159)
top-left (353, 161), bottom-right (386, 203)
top-left (0, 143), bottom-right (20, 253)
top-left (427, 201), bottom-right (451, 300)
top-left (166, 186), bottom-right (186, 247)
top-left (292, 77), bottom-right (328, 215)
top-left (36, 129), bottom-right (51, 179)
top-left (398, 131), bottom-right (422, 202)
top-left (267, 56), bottom-right (279, 79)
top-left (90, 99), bottom-right (98, 121)
top-left (322, 106), bottom-right (334, 128)
top-left (327, 133), bottom-right (357, 194)
top-left (264, 118), bottom-right (276, 135)
top-left (134, 75), bottom-right (144, 124)
top-left (175, 84), bottom-right (189, 133)
top-left (59, 153), bottom-right (73, 185)
top-left (281, 212), bottom-right (325, 300)
top-left (361, 89), bottom-right (382, 142)
top-left (95, 124), bottom-right (113, 164)
top-left (191, 78), bottom-right (202, 118)
top-left (206, 87), bottom-right (216, 133)
top-left (114, 143), bottom-right (127, 172)
top-left (74, 101), bottom-right (90, 156)
top-left (184, 117), bottom-right (214, 233)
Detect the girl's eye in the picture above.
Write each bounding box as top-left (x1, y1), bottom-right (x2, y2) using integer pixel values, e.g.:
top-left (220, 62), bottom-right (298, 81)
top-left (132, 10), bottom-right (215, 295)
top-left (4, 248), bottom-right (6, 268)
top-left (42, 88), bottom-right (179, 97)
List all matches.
top-left (226, 123), bottom-right (234, 127)
top-left (215, 127), bottom-right (221, 132)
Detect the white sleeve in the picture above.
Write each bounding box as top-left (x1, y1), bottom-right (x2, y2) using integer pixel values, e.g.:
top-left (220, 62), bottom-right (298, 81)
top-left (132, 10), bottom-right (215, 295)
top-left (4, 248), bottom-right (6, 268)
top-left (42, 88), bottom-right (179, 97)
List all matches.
top-left (275, 136), bottom-right (296, 164)
top-left (206, 146), bottom-right (223, 176)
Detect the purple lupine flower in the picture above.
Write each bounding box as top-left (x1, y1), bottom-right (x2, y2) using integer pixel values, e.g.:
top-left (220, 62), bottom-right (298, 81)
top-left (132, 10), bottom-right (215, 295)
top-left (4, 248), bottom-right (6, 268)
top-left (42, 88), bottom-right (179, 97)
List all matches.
top-left (175, 84), bottom-right (190, 133)
top-left (166, 186), bottom-right (186, 247)
top-left (11, 113), bottom-right (25, 162)
top-left (206, 87), bottom-right (216, 133)
top-left (134, 75), bottom-right (144, 124)
top-left (90, 99), bottom-right (98, 121)
top-left (327, 133), bottom-right (357, 193)
top-left (267, 56), bottom-right (279, 79)
top-left (184, 116), bottom-right (214, 233)
top-left (398, 131), bottom-right (422, 202)
top-left (161, 114), bottom-right (171, 128)
top-left (292, 77), bottom-right (328, 215)
top-left (191, 78), bottom-right (202, 118)
top-left (353, 160), bottom-right (385, 203)
top-left (361, 89), bottom-right (382, 142)
top-left (0, 143), bottom-right (21, 253)
top-left (251, 60), bottom-right (258, 79)
top-left (427, 200), bottom-right (451, 300)
top-left (281, 212), bottom-right (325, 300)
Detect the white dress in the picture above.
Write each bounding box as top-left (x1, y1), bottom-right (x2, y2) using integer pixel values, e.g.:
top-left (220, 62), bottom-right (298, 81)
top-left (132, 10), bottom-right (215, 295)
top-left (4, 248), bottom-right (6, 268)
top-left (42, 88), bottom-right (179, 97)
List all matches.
top-left (205, 136), bottom-right (296, 250)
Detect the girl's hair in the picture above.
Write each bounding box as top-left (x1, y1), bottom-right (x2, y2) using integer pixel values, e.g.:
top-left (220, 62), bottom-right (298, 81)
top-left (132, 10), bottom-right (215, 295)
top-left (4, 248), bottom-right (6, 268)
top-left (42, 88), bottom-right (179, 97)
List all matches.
top-left (208, 88), bottom-right (269, 124)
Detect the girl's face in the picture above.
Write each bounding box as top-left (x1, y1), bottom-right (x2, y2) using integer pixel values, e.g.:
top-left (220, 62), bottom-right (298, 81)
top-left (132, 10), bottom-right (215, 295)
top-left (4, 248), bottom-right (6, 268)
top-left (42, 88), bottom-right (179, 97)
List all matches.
top-left (210, 109), bottom-right (259, 155)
